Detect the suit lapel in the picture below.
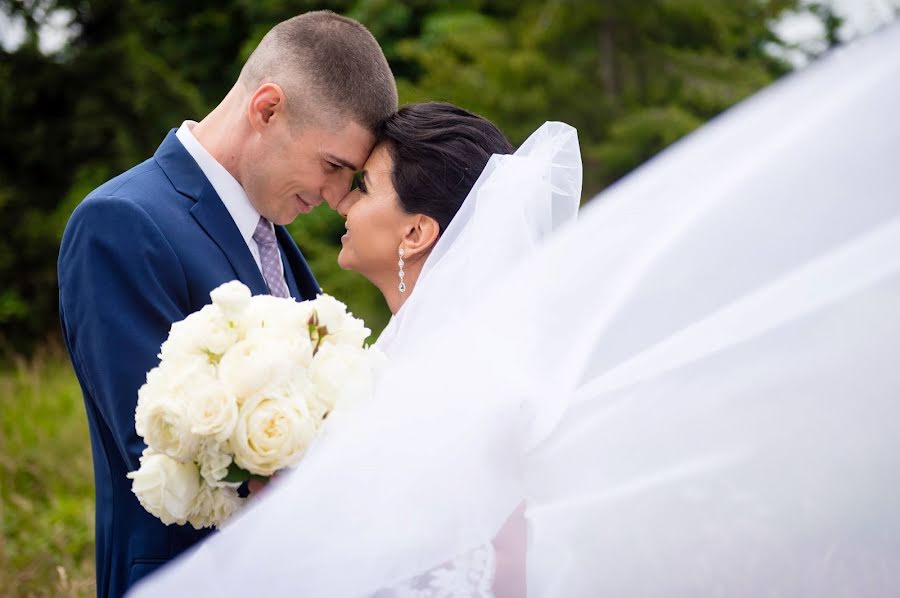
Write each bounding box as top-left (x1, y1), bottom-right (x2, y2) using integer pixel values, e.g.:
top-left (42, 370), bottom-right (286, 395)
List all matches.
top-left (190, 180), bottom-right (269, 296)
top-left (280, 244), bottom-right (300, 299)
top-left (156, 129), bottom-right (317, 300)
top-left (155, 128), bottom-right (269, 296)
top-left (276, 226), bottom-right (321, 300)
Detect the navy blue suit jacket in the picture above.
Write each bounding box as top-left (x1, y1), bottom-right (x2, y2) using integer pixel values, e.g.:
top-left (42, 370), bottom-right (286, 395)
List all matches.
top-left (58, 130), bottom-right (320, 598)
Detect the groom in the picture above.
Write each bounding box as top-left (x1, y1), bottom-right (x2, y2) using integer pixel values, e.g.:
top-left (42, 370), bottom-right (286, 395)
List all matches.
top-left (57, 11), bottom-right (397, 598)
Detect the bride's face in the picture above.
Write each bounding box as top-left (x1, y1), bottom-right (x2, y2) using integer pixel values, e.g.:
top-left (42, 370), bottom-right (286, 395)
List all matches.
top-left (337, 143), bottom-right (412, 281)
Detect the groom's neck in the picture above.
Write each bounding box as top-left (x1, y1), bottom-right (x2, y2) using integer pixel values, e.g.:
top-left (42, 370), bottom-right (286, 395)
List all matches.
top-left (192, 85), bottom-right (248, 184)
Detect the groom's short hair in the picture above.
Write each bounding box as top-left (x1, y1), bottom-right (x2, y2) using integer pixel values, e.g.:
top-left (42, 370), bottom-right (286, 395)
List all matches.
top-left (239, 11), bottom-right (397, 132)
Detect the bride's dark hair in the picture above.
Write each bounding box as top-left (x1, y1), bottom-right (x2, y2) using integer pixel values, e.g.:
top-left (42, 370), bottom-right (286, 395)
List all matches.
top-left (379, 102), bottom-right (514, 234)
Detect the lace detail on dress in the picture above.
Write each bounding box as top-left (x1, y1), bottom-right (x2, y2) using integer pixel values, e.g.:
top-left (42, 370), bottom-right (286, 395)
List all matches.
top-left (375, 543), bottom-right (496, 598)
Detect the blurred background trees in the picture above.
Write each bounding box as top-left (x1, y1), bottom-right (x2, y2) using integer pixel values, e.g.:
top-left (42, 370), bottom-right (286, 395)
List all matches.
top-left (0, 0), bottom-right (893, 353)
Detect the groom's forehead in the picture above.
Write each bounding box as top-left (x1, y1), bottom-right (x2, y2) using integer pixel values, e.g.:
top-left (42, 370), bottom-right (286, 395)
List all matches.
top-left (305, 122), bottom-right (375, 171)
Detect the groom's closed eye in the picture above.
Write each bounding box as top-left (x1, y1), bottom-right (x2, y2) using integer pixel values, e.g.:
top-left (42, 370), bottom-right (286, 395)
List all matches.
top-left (321, 153), bottom-right (361, 173)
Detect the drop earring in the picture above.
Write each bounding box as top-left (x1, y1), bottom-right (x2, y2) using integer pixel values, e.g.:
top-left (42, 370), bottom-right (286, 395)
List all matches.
top-left (398, 246), bottom-right (407, 293)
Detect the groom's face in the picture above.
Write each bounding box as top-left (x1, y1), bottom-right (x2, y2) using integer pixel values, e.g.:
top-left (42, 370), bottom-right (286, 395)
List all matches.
top-left (244, 118), bottom-right (375, 225)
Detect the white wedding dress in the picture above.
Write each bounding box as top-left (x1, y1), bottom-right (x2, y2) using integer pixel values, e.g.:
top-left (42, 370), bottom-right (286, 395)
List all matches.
top-left (369, 119), bottom-right (581, 597)
top-left (374, 544), bottom-right (496, 598)
top-left (129, 22), bottom-right (900, 598)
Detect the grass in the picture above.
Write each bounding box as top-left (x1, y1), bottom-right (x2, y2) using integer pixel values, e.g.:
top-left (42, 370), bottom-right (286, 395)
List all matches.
top-left (0, 347), bottom-right (95, 597)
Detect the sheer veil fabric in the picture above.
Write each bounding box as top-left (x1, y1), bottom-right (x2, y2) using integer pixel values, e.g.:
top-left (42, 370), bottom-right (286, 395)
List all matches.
top-left (130, 23), bottom-right (900, 598)
top-left (374, 119), bottom-right (582, 357)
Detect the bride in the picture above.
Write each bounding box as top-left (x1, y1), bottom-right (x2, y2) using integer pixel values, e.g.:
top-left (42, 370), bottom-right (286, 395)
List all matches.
top-left (337, 102), bottom-right (562, 597)
top-left (131, 23), bottom-right (900, 598)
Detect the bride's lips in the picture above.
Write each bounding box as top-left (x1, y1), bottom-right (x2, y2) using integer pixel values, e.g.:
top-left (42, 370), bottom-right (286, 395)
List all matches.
top-left (295, 194), bottom-right (315, 214)
top-left (341, 227), bottom-right (350, 243)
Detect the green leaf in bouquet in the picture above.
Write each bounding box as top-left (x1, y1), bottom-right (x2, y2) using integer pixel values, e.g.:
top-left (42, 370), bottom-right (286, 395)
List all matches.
top-left (224, 462), bottom-right (269, 484)
top-left (223, 463), bottom-right (250, 483)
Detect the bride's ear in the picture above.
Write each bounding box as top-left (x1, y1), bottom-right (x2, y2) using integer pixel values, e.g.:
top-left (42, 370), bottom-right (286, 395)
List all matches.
top-left (402, 214), bottom-right (440, 260)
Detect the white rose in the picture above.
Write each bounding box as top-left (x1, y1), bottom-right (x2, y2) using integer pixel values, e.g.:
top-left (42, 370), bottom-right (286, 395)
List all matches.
top-left (186, 377), bottom-right (238, 441)
top-left (230, 391), bottom-right (317, 476)
top-left (309, 344), bottom-right (380, 414)
top-left (238, 295), bottom-right (314, 339)
top-left (196, 439), bottom-right (236, 488)
top-left (309, 294), bottom-right (371, 348)
top-left (135, 369), bottom-right (164, 439)
top-left (218, 330), bottom-right (312, 401)
top-left (308, 294), bottom-right (350, 330)
top-left (245, 325), bottom-right (314, 367)
top-left (187, 485), bottom-right (243, 530)
top-left (209, 280), bottom-right (252, 317)
top-left (158, 356), bottom-right (218, 392)
top-left (138, 392), bottom-right (199, 462)
top-left (136, 358), bottom-right (216, 447)
top-left (127, 449), bottom-right (201, 526)
top-left (160, 304), bottom-right (238, 364)
top-left (135, 358), bottom-right (216, 457)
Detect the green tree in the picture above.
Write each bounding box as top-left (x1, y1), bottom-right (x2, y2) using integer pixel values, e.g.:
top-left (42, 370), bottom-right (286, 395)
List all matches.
top-left (1, 0), bottom-right (205, 355)
top-left (375, 0), bottom-right (799, 194)
top-left (1, 0), bottom-right (841, 356)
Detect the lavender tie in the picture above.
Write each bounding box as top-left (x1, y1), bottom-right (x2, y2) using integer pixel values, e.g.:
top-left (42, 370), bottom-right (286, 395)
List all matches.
top-left (252, 216), bottom-right (291, 298)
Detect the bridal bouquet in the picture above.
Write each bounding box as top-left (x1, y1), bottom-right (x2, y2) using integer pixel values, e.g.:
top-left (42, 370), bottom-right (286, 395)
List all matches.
top-left (126, 281), bottom-right (384, 529)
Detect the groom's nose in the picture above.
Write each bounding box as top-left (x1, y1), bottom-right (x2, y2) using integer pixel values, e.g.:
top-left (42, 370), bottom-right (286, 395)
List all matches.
top-left (322, 170), bottom-right (357, 211)
top-left (335, 190), bottom-right (359, 217)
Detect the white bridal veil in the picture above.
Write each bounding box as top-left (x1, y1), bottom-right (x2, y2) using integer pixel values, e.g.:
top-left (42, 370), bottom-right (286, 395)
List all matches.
top-left (131, 22), bottom-right (900, 598)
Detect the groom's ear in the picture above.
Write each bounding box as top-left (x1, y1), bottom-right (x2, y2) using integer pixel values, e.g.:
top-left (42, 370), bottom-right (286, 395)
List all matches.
top-left (247, 83), bottom-right (287, 130)
top-left (404, 215), bottom-right (440, 259)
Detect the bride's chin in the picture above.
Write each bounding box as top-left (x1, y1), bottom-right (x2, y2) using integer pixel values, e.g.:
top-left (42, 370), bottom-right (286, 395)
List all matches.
top-left (336, 248), bottom-right (356, 272)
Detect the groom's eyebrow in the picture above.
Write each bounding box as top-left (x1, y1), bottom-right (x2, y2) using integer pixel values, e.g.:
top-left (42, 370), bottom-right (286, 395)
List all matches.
top-left (322, 153), bottom-right (360, 171)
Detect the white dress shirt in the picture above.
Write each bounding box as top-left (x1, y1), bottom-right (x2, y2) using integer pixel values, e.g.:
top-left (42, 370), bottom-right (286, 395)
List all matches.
top-left (175, 121), bottom-right (283, 277)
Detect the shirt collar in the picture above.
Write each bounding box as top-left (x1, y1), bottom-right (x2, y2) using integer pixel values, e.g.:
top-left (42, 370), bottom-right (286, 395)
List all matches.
top-left (175, 120), bottom-right (263, 245)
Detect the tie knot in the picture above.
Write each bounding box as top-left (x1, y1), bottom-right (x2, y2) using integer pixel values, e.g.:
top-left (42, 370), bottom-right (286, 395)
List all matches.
top-left (252, 216), bottom-right (276, 246)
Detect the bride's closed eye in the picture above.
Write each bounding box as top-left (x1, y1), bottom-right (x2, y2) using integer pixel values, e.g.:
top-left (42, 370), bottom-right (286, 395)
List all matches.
top-left (350, 170), bottom-right (368, 194)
